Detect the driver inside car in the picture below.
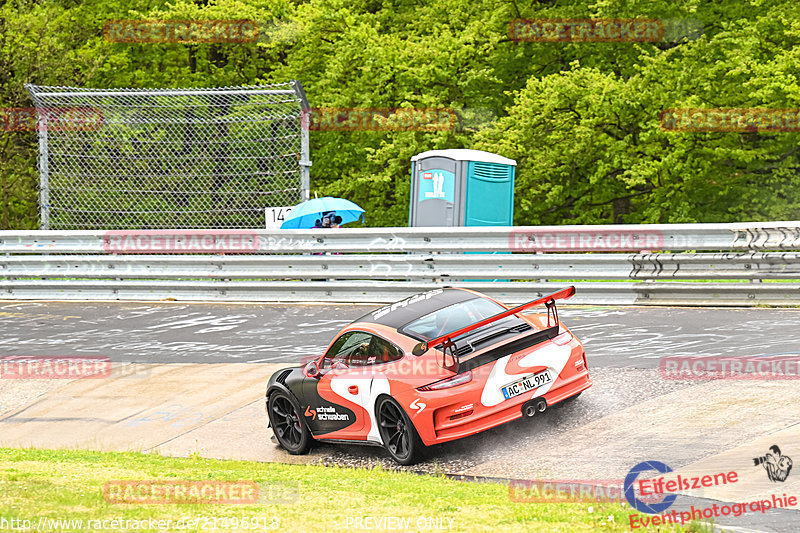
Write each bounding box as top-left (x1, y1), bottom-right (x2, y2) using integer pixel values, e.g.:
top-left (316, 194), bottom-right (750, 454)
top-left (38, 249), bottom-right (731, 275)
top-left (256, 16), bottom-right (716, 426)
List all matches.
top-left (347, 341), bottom-right (372, 366)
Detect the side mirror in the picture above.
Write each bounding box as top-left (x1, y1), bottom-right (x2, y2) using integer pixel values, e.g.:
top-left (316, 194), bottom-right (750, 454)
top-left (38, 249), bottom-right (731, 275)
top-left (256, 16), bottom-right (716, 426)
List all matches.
top-left (303, 361), bottom-right (321, 379)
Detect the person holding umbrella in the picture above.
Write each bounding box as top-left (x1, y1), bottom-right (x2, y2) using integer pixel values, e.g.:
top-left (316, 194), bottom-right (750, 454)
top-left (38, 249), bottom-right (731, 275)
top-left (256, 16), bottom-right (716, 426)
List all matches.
top-left (281, 198), bottom-right (360, 276)
top-left (313, 211), bottom-right (343, 229)
top-left (280, 197), bottom-right (364, 229)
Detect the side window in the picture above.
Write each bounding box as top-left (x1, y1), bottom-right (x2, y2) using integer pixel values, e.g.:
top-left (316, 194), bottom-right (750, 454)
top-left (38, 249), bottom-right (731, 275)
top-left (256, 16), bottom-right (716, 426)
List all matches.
top-left (367, 336), bottom-right (404, 365)
top-left (322, 331), bottom-right (404, 368)
top-left (322, 331), bottom-right (372, 368)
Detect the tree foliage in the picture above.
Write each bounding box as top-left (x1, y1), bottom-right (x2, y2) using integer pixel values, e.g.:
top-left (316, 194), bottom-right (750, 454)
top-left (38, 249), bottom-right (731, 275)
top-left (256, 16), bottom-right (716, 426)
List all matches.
top-left (1, 0), bottom-right (799, 228)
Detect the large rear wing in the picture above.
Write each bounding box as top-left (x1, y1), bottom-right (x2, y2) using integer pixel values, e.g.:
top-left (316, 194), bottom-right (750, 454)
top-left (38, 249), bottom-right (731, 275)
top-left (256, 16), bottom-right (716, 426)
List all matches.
top-left (411, 286), bottom-right (576, 366)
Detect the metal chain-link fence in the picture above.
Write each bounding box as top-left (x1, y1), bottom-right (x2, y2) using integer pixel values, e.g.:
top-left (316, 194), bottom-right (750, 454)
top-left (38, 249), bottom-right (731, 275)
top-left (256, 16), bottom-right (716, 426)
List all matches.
top-left (26, 82), bottom-right (310, 229)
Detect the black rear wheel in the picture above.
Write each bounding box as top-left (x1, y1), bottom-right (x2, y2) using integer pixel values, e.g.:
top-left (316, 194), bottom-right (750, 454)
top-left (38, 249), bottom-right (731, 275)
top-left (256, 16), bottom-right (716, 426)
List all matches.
top-left (268, 392), bottom-right (311, 455)
top-left (376, 397), bottom-right (424, 465)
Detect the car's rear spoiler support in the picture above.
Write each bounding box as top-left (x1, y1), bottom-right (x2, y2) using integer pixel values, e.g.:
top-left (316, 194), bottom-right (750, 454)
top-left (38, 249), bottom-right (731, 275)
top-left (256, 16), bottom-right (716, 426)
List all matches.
top-left (545, 298), bottom-right (559, 328)
top-left (411, 286), bottom-right (576, 367)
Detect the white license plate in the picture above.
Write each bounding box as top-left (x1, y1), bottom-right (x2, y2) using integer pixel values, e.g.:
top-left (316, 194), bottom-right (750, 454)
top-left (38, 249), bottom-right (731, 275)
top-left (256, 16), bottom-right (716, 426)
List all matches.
top-left (502, 370), bottom-right (553, 400)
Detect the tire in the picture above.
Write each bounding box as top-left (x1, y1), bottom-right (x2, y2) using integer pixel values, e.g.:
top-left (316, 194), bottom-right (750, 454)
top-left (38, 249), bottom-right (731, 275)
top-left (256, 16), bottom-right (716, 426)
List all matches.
top-left (268, 391), bottom-right (311, 455)
top-left (376, 397), bottom-right (425, 465)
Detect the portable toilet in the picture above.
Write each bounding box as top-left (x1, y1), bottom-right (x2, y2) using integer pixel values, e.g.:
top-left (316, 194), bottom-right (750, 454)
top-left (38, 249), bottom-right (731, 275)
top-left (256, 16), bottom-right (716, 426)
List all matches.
top-left (409, 149), bottom-right (516, 227)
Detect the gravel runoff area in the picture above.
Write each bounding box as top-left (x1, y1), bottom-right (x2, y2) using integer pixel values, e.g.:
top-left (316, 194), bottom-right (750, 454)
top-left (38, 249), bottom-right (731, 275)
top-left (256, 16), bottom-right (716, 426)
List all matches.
top-left (312, 367), bottom-right (699, 474)
top-left (0, 365), bottom-right (712, 476)
top-left (2, 363), bottom-right (794, 485)
top-left (0, 362), bottom-right (144, 418)
top-left (0, 374), bottom-right (70, 417)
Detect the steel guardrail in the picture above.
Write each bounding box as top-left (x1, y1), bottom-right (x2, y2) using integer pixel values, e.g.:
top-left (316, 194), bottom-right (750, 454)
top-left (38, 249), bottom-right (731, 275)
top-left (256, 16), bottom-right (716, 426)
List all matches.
top-left (1, 252), bottom-right (799, 280)
top-left (1, 222), bottom-right (800, 305)
top-left (1, 222), bottom-right (800, 253)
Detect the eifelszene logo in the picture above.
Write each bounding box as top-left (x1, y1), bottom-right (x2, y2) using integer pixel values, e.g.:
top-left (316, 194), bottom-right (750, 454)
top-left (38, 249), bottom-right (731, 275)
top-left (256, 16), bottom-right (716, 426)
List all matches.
top-left (754, 445), bottom-right (793, 482)
top-left (624, 461), bottom-right (677, 514)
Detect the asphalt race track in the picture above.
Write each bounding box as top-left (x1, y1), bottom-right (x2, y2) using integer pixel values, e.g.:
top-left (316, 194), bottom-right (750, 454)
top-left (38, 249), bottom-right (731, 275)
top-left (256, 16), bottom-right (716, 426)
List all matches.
top-left (1, 300), bottom-right (800, 532)
top-left (0, 301), bottom-right (799, 366)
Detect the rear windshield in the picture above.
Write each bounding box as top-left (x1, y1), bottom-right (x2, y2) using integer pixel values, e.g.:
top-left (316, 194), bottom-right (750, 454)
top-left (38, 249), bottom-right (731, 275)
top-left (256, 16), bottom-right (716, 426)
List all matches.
top-left (400, 297), bottom-right (506, 341)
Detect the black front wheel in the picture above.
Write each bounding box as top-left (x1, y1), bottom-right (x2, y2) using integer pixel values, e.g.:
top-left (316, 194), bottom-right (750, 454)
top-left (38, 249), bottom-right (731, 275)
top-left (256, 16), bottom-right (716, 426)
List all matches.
top-left (268, 392), bottom-right (311, 455)
top-left (376, 397), bottom-right (424, 465)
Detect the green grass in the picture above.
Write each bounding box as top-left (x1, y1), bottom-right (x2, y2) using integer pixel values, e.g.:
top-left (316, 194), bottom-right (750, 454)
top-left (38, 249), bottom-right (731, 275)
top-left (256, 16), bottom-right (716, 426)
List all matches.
top-left (0, 448), bottom-right (711, 532)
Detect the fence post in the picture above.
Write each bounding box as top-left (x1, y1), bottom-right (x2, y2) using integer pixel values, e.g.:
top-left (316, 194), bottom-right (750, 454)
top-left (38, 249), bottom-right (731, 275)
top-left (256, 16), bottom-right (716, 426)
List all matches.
top-left (293, 80), bottom-right (312, 202)
top-left (26, 84), bottom-right (50, 230)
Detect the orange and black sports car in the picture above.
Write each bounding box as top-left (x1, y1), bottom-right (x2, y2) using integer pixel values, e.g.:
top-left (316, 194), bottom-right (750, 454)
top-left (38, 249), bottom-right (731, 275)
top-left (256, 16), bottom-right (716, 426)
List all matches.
top-left (265, 286), bottom-right (590, 464)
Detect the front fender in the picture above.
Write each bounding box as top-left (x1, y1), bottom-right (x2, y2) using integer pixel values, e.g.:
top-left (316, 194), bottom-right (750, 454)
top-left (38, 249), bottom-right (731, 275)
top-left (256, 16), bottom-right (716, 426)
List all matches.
top-left (265, 367), bottom-right (305, 426)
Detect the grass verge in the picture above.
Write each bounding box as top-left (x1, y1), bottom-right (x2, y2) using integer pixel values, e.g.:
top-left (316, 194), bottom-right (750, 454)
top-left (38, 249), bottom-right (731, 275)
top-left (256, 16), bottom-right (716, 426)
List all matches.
top-left (0, 448), bottom-right (709, 532)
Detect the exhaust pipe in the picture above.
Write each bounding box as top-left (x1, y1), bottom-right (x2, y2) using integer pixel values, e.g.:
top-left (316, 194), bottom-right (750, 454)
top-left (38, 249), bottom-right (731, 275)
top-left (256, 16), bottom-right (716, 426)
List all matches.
top-left (522, 398), bottom-right (547, 418)
top-left (536, 399), bottom-right (547, 413)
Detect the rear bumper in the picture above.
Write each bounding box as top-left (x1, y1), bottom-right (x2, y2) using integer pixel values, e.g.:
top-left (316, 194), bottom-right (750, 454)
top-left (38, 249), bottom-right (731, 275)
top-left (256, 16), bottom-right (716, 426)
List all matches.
top-left (425, 371), bottom-right (591, 445)
top-left (398, 332), bottom-right (591, 447)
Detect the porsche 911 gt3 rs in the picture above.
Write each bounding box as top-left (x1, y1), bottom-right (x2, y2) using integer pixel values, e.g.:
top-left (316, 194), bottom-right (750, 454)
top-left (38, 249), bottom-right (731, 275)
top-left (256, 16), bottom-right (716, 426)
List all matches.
top-left (265, 286), bottom-right (590, 464)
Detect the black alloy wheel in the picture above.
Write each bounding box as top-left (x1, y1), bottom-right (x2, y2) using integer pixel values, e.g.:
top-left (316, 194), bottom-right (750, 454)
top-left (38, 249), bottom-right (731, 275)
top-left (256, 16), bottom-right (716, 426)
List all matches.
top-left (377, 397), bottom-right (424, 465)
top-left (268, 392), bottom-right (311, 454)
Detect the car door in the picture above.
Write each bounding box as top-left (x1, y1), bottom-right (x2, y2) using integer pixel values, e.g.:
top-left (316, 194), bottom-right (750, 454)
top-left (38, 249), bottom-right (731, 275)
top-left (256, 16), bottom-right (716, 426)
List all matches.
top-left (301, 331), bottom-right (373, 438)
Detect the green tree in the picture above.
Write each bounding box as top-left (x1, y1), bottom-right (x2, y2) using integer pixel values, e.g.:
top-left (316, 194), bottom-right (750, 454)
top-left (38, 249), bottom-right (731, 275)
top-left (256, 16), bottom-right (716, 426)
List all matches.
top-left (476, 0), bottom-right (800, 224)
top-left (2, 0), bottom-right (800, 228)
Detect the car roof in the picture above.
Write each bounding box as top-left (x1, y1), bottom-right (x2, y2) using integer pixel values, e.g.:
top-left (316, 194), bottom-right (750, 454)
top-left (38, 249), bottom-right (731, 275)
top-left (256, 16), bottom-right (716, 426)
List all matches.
top-left (356, 288), bottom-right (484, 330)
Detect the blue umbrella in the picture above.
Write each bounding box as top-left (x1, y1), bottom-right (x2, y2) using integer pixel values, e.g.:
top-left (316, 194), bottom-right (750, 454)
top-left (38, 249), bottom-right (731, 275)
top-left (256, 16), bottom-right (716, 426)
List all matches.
top-left (280, 196), bottom-right (365, 229)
